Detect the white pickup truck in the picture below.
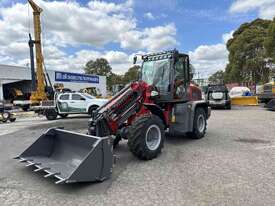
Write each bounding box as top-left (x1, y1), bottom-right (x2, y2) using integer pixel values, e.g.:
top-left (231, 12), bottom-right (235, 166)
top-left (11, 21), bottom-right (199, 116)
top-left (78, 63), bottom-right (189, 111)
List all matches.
top-left (37, 92), bottom-right (108, 120)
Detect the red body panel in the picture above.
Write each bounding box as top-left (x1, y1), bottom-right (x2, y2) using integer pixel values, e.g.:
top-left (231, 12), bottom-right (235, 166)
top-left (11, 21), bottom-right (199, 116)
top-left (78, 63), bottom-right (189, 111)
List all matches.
top-left (97, 81), bottom-right (202, 135)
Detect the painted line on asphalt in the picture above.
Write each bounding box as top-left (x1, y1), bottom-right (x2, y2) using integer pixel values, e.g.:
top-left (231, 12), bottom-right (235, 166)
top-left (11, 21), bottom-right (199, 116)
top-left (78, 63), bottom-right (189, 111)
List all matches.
top-left (255, 145), bottom-right (275, 150)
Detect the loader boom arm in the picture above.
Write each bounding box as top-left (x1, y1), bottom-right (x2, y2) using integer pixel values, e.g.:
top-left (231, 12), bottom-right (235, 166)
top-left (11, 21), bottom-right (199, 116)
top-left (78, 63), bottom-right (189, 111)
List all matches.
top-left (90, 82), bottom-right (148, 136)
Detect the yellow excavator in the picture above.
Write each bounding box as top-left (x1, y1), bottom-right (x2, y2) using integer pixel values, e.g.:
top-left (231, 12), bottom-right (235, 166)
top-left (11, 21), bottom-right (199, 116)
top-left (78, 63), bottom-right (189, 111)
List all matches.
top-left (28, 0), bottom-right (53, 105)
top-left (258, 76), bottom-right (275, 110)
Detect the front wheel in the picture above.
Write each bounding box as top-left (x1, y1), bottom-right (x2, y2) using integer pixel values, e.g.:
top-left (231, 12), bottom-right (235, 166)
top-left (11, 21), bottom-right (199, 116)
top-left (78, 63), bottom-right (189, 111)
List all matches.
top-left (45, 109), bottom-right (58, 120)
top-left (188, 107), bottom-right (207, 139)
top-left (128, 115), bottom-right (165, 160)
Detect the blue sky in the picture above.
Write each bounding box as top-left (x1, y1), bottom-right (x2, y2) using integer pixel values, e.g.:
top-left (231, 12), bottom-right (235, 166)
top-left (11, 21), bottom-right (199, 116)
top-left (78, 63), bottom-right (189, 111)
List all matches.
top-left (0, 0), bottom-right (274, 77)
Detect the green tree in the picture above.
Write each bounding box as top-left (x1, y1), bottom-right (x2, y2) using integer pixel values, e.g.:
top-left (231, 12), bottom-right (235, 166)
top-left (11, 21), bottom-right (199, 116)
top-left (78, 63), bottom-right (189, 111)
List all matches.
top-left (84, 58), bottom-right (112, 76)
top-left (84, 58), bottom-right (114, 89)
top-left (208, 70), bottom-right (224, 84)
top-left (225, 19), bottom-right (272, 84)
top-left (123, 65), bottom-right (141, 84)
top-left (108, 73), bottom-right (124, 89)
top-left (264, 18), bottom-right (275, 62)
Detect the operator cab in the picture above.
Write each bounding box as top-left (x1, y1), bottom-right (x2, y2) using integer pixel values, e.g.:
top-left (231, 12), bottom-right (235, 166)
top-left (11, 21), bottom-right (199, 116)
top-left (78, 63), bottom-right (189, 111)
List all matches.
top-left (140, 50), bottom-right (191, 103)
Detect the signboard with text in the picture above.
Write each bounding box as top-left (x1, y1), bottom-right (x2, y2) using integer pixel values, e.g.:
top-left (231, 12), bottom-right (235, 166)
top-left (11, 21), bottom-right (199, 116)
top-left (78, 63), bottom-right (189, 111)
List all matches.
top-left (55, 71), bottom-right (99, 84)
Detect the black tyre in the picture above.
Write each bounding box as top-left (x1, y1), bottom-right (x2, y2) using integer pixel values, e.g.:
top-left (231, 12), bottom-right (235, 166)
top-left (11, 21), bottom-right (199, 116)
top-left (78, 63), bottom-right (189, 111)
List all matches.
top-left (226, 104), bottom-right (231, 110)
top-left (2, 112), bottom-right (10, 123)
top-left (45, 109), bottom-right (58, 120)
top-left (128, 115), bottom-right (165, 160)
top-left (59, 114), bottom-right (68, 118)
top-left (22, 105), bottom-right (29, 112)
top-left (88, 105), bottom-right (99, 116)
top-left (189, 107), bottom-right (207, 139)
top-left (9, 118), bottom-right (16, 122)
top-left (113, 135), bottom-right (122, 148)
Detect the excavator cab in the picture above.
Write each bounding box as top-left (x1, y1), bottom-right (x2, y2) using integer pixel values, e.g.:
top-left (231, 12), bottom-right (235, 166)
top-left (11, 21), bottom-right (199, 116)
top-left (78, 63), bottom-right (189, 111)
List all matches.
top-left (140, 50), bottom-right (191, 102)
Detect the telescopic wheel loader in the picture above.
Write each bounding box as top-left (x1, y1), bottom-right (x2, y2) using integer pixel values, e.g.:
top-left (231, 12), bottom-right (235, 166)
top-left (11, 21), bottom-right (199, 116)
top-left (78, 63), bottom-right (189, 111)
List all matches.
top-left (15, 50), bottom-right (211, 184)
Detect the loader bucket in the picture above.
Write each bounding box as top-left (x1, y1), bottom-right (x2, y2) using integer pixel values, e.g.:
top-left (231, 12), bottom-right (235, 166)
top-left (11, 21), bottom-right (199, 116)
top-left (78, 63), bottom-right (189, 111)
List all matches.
top-left (231, 96), bottom-right (258, 106)
top-left (15, 128), bottom-right (113, 184)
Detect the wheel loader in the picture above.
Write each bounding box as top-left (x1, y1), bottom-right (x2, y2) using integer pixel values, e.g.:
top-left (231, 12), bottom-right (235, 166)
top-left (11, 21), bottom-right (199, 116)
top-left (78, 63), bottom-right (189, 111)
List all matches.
top-left (15, 50), bottom-right (211, 184)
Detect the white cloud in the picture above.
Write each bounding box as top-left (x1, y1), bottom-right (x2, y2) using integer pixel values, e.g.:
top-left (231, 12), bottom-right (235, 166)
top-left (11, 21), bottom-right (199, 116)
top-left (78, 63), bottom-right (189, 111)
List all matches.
top-left (189, 35), bottom-right (230, 78)
top-left (43, 48), bottom-right (133, 74)
top-left (222, 31), bottom-right (234, 44)
top-left (0, 0), bottom-right (178, 74)
top-left (120, 23), bottom-right (177, 51)
top-left (230, 0), bottom-right (275, 19)
top-left (144, 12), bottom-right (155, 20)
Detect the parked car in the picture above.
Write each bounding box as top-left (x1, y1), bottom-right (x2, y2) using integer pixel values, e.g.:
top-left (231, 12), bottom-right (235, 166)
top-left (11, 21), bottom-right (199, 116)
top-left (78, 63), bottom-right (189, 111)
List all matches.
top-left (206, 84), bottom-right (231, 109)
top-left (35, 92), bottom-right (108, 120)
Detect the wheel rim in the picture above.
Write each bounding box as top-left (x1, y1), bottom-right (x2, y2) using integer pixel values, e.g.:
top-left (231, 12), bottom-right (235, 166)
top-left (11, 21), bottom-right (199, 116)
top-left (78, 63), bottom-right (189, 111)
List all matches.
top-left (3, 112), bottom-right (9, 119)
top-left (145, 124), bottom-right (161, 151)
top-left (197, 114), bottom-right (205, 133)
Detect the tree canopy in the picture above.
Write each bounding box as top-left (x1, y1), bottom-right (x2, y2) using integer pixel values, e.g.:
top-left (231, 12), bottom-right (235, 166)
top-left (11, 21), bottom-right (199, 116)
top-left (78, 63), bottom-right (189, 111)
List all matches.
top-left (224, 19), bottom-right (272, 84)
top-left (264, 18), bottom-right (275, 63)
top-left (84, 58), bottom-right (112, 76)
top-left (84, 58), bottom-right (141, 90)
top-left (123, 65), bottom-right (141, 84)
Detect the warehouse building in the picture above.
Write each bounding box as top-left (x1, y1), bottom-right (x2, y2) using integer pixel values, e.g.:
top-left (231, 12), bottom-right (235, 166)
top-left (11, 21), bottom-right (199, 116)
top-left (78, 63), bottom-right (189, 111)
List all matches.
top-left (0, 64), bottom-right (107, 101)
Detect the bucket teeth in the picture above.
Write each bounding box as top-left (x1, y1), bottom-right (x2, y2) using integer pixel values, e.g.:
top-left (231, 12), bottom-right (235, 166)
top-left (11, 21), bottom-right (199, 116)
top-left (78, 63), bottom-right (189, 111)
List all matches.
top-left (55, 179), bottom-right (66, 184)
top-left (44, 172), bottom-right (60, 178)
top-left (26, 162), bottom-right (36, 167)
top-left (34, 167), bottom-right (50, 172)
top-left (19, 158), bottom-right (28, 162)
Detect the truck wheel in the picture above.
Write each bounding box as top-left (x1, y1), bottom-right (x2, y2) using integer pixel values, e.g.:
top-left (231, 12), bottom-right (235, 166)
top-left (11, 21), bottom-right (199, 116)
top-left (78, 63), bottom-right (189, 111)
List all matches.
top-left (88, 105), bottom-right (99, 116)
top-left (45, 110), bottom-right (58, 121)
top-left (128, 115), bottom-right (164, 160)
top-left (226, 104), bottom-right (231, 110)
top-left (113, 135), bottom-right (122, 148)
top-left (22, 105), bottom-right (29, 112)
top-left (59, 114), bottom-right (68, 118)
top-left (2, 112), bottom-right (10, 123)
top-left (189, 107), bottom-right (207, 139)
top-left (9, 118), bottom-right (16, 122)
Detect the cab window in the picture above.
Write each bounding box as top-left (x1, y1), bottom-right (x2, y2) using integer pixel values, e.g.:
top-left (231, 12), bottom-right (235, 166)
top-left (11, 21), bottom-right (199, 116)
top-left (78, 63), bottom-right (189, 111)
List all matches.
top-left (59, 94), bottom-right (69, 100)
top-left (72, 94), bottom-right (85, 101)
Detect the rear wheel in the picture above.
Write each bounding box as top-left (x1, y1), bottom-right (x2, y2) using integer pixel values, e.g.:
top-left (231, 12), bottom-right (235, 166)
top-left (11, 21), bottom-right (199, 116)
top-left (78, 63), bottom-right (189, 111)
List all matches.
top-left (128, 115), bottom-right (164, 160)
top-left (59, 114), bottom-right (68, 118)
top-left (188, 107), bottom-right (207, 139)
top-left (9, 118), bottom-right (16, 122)
top-left (45, 109), bottom-right (58, 120)
top-left (88, 105), bottom-right (99, 116)
top-left (22, 105), bottom-right (29, 112)
top-left (2, 112), bottom-right (10, 123)
top-left (113, 135), bottom-right (122, 148)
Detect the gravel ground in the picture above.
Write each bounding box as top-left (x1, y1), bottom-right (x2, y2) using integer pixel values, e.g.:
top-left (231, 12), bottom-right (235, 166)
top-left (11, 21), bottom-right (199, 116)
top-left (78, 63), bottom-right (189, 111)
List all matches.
top-left (0, 107), bottom-right (274, 206)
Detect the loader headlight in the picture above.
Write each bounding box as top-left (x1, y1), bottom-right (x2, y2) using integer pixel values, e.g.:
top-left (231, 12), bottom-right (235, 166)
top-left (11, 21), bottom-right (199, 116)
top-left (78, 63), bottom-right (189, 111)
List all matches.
top-left (150, 91), bottom-right (159, 97)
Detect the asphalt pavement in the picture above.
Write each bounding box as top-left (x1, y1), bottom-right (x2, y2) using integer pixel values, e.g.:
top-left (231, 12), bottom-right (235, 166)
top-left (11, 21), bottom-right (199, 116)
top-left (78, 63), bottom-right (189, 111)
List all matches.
top-left (0, 107), bottom-right (274, 206)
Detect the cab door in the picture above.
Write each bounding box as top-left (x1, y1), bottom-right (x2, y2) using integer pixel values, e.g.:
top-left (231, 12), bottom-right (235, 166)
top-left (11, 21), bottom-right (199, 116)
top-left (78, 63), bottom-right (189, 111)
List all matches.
top-left (69, 93), bottom-right (87, 113)
top-left (173, 55), bottom-right (190, 101)
top-left (57, 93), bottom-right (70, 113)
